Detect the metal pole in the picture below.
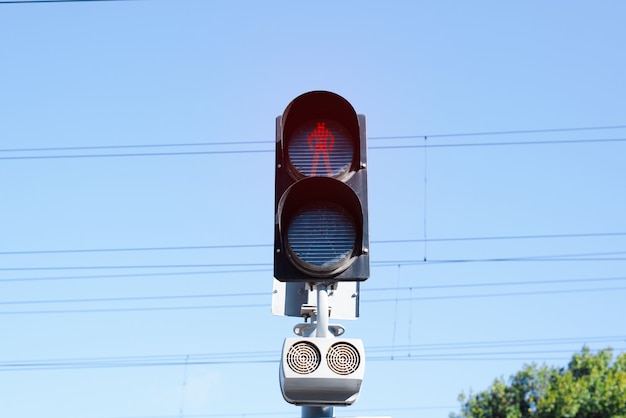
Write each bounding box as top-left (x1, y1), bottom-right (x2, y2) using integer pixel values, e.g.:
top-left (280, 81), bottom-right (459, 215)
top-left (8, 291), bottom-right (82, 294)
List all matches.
top-left (301, 283), bottom-right (334, 418)
top-left (315, 283), bottom-right (330, 338)
top-left (302, 405), bottom-right (333, 418)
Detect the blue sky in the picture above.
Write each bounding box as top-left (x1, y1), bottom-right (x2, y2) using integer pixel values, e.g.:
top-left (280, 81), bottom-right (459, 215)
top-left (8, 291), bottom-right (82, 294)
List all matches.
top-left (1, 1), bottom-right (625, 417)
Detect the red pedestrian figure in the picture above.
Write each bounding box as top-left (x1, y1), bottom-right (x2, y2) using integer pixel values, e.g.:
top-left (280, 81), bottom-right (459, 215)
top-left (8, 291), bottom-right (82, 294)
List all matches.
top-left (307, 121), bottom-right (335, 176)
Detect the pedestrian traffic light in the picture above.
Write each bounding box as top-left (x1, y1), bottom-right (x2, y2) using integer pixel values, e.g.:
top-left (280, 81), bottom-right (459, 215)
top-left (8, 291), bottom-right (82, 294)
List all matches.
top-left (274, 91), bottom-right (369, 282)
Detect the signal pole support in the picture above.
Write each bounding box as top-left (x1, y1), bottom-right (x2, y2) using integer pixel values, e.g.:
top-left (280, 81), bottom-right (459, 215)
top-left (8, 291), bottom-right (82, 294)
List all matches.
top-left (302, 405), bottom-right (333, 418)
top-left (302, 283), bottom-right (333, 418)
top-left (315, 283), bottom-right (330, 339)
top-left (274, 91), bottom-right (370, 417)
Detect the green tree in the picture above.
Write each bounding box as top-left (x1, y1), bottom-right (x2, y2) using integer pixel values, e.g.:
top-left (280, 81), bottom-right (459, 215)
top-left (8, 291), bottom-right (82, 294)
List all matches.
top-left (451, 348), bottom-right (626, 418)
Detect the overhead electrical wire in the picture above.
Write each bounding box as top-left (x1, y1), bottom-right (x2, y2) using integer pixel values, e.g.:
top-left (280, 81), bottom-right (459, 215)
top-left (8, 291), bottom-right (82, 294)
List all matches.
top-left (1, 335), bottom-right (624, 371)
top-left (1, 275), bottom-right (625, 307)
top-left (374, 250), bottom-right (626, 267)
top-left (0, 140), bottom-right (268, 154)
top-left (371, 137), bottom-right (626, 150)
top-left (0, 148), bottom-right (271, 160)
top-left (1, 251), bottom-right (625, 289)
top-left (0, 261), bottom-right (271, 272)
top-left (5, 349), bottom-right (620, 370)
top-left (1, 231), bottom-right (625, 257)
top-left (1, 231), bottom-right (624, 286)
top-left (366, 285), bottom-right (626, 304)
top-left (367, 275), bottom-right (626, 292)
top-left (2, 281), bottom-right (625, 315)
top-left (0, 268), bottom-right (270, 283)
top-left (0, 127), bottom-right (623, 317)
top-left (0, 268), bottom-right (271, 283)
top-left (2, 249), bottom-right (625, 274)
top-left (1, 137), bottom-right (625, 160)
top-left (1, 125), bottom-right (626, 160)
top-left (369, 124), bottom-right (626, 139)
top-left (2, 124), bottom-right (625, 155)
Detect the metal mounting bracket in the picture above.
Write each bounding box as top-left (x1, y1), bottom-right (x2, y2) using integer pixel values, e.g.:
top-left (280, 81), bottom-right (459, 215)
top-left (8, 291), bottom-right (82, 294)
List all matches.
top-left (293, 323), bottom-right (345, 337)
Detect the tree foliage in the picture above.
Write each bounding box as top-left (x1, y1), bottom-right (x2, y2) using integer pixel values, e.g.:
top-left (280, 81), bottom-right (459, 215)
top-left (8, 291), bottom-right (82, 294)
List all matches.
top-left (450, 347), bottom-right (626, 418)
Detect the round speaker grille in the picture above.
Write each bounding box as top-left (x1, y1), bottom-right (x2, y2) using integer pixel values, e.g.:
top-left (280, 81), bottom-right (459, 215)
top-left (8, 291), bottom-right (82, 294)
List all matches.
top-left (326, 342), bottom-right (361, 375)
top-left (286, 341), bottom-right (321, 374)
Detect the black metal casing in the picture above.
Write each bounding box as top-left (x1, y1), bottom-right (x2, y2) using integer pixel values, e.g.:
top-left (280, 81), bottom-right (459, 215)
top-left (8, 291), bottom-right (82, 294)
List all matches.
top-left (274, 91), bottom-right (369, 282)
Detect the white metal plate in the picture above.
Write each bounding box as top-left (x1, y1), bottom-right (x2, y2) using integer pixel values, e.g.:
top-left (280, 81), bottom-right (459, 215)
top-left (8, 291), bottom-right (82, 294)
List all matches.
top-left (271, 279), bottom-right (360, 320)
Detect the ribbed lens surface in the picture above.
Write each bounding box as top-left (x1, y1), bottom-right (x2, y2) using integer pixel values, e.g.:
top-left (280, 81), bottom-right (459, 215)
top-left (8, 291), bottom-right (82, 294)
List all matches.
top-left (287, 202), bottom-right (356, 267)
top-left (326, 342), bottom-right (361, 375)
top-left (286, 341), bottom-right (321, 374)
top-left (288, 119), bottom-right (354, 177)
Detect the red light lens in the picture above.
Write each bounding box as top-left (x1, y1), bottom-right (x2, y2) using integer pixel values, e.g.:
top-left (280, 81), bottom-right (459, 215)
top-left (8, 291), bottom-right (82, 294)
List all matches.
top-left (287, 120), bottom-right (354, 178)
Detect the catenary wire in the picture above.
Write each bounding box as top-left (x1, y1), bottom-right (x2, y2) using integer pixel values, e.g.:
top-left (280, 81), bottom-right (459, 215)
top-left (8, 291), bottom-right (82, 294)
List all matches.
top-left (368, 124), bottom-right (626, 139)
top-left (1, 275), bottom-right (625, 306)
top-left (0, 268), bottom-right (271, 283)
top-left (1, 231), bottom-right (625, 256)
top-left (2, 284), bottom-right (625, 315)
top-left (0, 140), bottom-right (268, 154)
top-left (2, 250), bottom-right (625, 273)
top-left (1, 137), bottom-right (626, 160)
top-left (2, 125), bottom-right (626, 160)
top-left (2, 124), bottom-right (625, 155)
top-left (1, 335), bottom-right (624, 371)
top-left (1, 252), bottom-right (625, 288)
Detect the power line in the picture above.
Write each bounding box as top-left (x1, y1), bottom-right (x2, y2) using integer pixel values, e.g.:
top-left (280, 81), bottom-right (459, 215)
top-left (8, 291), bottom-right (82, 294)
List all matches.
top-left (365, 285), bottom-right (626, 304)
top-left (2, 126), bottom-right (626, 160)
top-left (373, 231), bottom-right (626, 244)
top-left (3, 124), bottom-right (625, 155)
top-left (1, 231), bottom-right (624, 257)
top-left (370, 335), bottom-right (626, 352)
top-left (0, 291), bottom-right (266, 306)
top-left (0, 268), bottom-right (271, 283)
top-left (2, 275), bottom-right (625, 307)
top-left (366, 275), bottom-right (626, 293)
top-left (0, 243), bottom-right (270, 256)
top-left (0, 302), bottom-right (269, 315)
top-left (0, 140), bottom-right (268, 154)
top-left (369, 124), bottom-right (626, 140)
top-left (0, 262), bottom-right (272, 272)
top-left (374, 250), bottom-right (626, 267)
top-left (2, 282), bottom-right (625, 315)
top-left (1, 251), bottom-right (624, 273)
top-left (1, 137), bottom-right (625, 160)
top-left (0, 148), bottom-right (271, 160)
top-left (371, 137), bottom-right (626, 150)
top-left (1, 250), bottom-right (625, 280)
top-left (1, 335), bottom-right (623, 371)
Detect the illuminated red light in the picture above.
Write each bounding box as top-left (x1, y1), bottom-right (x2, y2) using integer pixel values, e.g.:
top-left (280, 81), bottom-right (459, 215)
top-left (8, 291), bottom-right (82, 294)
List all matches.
top-left (307, 121), bottom-right (336, 176)
top-left (287, 119), bottom-right (353, 179)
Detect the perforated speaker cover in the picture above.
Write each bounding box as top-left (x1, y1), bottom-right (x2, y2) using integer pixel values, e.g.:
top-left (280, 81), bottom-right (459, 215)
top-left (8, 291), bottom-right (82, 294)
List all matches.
top-left (326, 342), bottom-right (361, 375)
top-left (286, 341), bottom-right (321, 374)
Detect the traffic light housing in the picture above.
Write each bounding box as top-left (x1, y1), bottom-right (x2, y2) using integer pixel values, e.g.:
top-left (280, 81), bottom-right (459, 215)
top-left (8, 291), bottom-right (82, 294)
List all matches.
top-left (274, 91), bottom-right (369, 282)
